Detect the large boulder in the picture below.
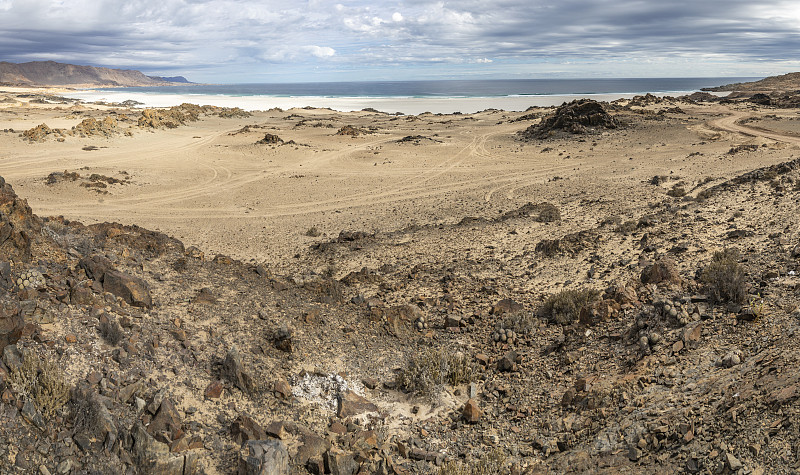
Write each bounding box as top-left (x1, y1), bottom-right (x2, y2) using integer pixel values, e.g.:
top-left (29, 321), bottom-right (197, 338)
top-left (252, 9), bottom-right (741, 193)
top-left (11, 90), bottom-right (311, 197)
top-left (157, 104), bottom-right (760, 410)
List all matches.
top-left (103, 269), bottom-right (153, 308)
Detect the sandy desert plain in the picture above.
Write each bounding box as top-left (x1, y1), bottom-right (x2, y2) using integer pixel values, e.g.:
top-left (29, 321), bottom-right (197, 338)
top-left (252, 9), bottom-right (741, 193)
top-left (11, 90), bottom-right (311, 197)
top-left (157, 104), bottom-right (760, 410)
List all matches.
top-left (0, 85), bottom-right (799, 474)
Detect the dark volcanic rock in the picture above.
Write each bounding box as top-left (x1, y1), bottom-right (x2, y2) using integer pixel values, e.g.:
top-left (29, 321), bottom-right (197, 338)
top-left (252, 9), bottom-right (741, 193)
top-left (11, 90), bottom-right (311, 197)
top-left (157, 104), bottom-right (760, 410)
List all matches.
top-left (0, 300), bottom-right (24, 353)
top-left (337, 390), bottom-right (378, 418)
top-left (257, 133), bottom-right (284, 145)
top-left (239, 439), bottom-right (289, 475)
top-left (103, 269), bottom-right (153, 308)
top-left (78, 254), bottom-right (112, 281)
top-left (231, 414), bottom-right (267, 445)
top-left (223, 346), bottom-right (255, 394)
top-left (520, 99), bottom-right (619, 139)
top-left (0, 177), bottom-right (38, 262)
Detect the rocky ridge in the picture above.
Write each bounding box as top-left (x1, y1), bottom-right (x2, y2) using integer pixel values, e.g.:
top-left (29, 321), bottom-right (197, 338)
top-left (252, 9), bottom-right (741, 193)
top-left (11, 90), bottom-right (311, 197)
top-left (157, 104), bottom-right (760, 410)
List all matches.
top-left (0, 61), bottom-right (189, 87)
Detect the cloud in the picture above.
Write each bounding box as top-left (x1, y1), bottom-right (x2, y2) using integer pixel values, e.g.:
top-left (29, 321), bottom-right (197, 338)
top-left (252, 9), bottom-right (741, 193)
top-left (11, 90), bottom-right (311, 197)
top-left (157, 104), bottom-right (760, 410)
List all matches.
top-left (0, 0), bottom-right (798, 81)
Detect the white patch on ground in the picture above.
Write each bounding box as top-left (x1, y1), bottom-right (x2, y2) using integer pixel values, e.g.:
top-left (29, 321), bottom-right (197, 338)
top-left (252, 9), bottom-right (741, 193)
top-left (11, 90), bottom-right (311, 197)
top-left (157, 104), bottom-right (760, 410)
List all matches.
top-left (290, 372), bottom-right (365, 411)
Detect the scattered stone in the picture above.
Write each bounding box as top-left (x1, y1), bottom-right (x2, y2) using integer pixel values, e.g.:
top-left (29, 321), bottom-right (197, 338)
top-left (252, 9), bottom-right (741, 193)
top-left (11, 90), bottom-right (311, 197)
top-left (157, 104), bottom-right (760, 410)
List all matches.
top-left (726, 452), bottom-right (743, 471)
top-left (324, 450), bottom-right (359, 475)
top-left (257, 133), bottom-right (284, 145)
top-left (497, 350), bottom-right (518, 372)
top-left (239, 439), bottom-right (289, 475)
top-left (337, 390), bottom-right (378, 418)
top-left (274, 323), bottom-right (293, 353)
top-left (273, 379), bottom-right (292, 400)
top-left (204, 381), bottom-right (224, 399)
top-left (222, 346), bottom-right (255, 394)
top-left (231, 414), bottom-right (267, 445)
top-left (462, 398), bottom-right (481, 423)
top-left (492, 298), bottom-right (523, 315)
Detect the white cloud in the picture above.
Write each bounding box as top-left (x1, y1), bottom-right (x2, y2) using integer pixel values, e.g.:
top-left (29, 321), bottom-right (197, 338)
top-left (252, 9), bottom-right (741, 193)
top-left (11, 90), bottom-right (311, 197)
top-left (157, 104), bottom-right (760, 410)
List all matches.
top-left (305, 45), bottom-right (336, 58)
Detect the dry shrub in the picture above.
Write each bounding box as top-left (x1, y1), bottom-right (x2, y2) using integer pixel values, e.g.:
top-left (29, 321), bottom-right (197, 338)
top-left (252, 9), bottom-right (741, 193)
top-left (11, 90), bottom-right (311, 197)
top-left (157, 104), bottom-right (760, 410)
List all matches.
top-left (501, 311), bottom-right (538, 335)
top-left (535, 202), bottom-right (561, 223)
top-left (438, 449), bottom-right (507, 475)
top-left (702, 248), bottom-right (747, 304)
top-left (541, 289), bottom-right (600, 325)
top-left (667, 184), bottom-right (687, 197)
top-left (615, 220), bottom-right (638, 234)
top-left (99, 316), bottom-right (123, 345)
top-left (9, 348), bottom-right (70, 420)
top-left (396, 348), bottom-right (474, 398)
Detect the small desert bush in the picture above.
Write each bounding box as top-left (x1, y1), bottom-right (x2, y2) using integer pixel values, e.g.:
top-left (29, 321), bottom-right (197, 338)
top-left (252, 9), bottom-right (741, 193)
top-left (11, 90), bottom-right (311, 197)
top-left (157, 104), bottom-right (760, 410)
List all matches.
top-left (615, 220), bottom-right (638, 234)
top-left (702, 248), bottom-right (747, 304)
top-left (99, 316), bottom-right (124, 345)
top-left (396, 348), bottom-right (474, 398)
top-left (501, 311), bottom-right (538, 335)
top-left (438, 449), bottom-right (507, 475)
top-left (535, 202), bottom-right (561, 223)
top-left (9, 348), bottom-right (70, 420)
top-left (667, 184), bottom-right (687, 197)
top-left (542, 288), bottom-right (600, 325)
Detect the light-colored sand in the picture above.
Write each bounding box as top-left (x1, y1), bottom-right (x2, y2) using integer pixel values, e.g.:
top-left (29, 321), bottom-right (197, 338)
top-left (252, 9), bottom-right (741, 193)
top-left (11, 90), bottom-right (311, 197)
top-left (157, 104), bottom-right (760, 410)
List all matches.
top-left (2, 87), bottom-right (798, 271)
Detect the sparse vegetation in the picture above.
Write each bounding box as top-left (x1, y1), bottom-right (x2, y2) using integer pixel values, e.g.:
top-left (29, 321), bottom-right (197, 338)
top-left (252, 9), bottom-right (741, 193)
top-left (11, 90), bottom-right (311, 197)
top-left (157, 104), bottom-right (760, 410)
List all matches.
top-left (667, 183), bottom-right (687, 197)
top-left (437, 449), bottom-right (507, 475)
top-left (501, 311), bottom-right (539, 335)
top-left (615, 219), bottom-right (638, 234)
top-left (396, 348), bottom-right (474, 398)
top-left (541, 288), bottom-right (600, 325)
top-left (99, 316), bottom-right (124, 345)
top-left (702, 248), bottom-right (748, 304)
top-left (9, 348), bottom-right (70, 421)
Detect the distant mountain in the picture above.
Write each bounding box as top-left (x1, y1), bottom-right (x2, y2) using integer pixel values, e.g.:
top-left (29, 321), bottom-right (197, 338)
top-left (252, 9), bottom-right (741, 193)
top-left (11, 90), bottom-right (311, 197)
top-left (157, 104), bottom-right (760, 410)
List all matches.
top-left (0, 61), bottom-right (192, 87)
top-left (703, 72), bottom-right (800, 92)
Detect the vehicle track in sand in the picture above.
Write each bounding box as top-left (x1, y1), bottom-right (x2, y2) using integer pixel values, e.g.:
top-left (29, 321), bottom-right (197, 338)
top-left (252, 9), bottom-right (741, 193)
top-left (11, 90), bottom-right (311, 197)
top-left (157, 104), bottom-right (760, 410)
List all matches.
top-left (707, 106), bottom-right (800, 145)
top-left (24, 105), bottom-right (800, 225)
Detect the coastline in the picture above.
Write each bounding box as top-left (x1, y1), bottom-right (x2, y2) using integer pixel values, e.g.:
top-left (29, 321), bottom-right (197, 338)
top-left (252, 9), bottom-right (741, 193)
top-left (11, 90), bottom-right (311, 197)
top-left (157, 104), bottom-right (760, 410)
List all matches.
top-left (61, 89), bottom-right (710, 115)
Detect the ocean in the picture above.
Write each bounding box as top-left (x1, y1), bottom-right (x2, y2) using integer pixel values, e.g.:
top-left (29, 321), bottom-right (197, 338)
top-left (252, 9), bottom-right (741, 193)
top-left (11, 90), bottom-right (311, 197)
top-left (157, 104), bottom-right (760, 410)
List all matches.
top-left (65, 77), bottom-right (757, 115)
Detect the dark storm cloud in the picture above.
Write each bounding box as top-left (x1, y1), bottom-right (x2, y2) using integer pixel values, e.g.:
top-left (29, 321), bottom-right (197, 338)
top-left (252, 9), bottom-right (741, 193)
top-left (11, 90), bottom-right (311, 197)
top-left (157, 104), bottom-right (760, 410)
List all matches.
top-left (0, 0), bottom-right (797, 80)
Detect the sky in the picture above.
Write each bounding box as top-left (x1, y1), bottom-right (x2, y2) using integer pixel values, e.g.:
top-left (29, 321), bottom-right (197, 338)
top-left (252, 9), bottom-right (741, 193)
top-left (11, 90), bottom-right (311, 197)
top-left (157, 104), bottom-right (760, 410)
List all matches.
top-left (1, 0), bottom-right (800, 83)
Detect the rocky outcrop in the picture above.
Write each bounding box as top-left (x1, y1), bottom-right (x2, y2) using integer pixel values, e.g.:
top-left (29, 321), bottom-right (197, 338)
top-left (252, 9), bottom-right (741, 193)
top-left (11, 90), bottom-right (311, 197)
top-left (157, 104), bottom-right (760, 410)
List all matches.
top-left (0, 177), bottom-right (39, 262)
top-left (520, 99), bottom-right (619, 139)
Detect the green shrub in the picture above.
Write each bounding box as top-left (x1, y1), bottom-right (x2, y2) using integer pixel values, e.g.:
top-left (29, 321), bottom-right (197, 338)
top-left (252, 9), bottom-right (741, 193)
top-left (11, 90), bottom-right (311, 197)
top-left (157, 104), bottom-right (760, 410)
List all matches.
top-left (702, 248), bottom-right (747, 304)
top-left (542, 288), bottom-right (600, 325)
